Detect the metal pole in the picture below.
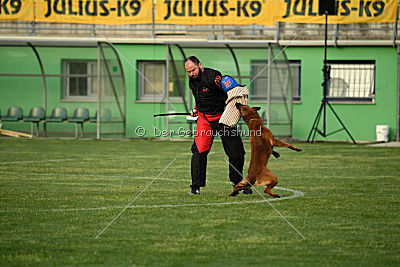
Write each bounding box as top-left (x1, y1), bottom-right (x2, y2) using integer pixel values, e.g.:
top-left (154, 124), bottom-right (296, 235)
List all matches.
top-left (166, 44), bottom-right (170, 134)
top-left (28, 42), bottom-right (47, 137)
top-left (393, 4), bottom-right (399, 47)
top-left (334, 24), bottom-right (339, 47)
top-left (226, 44), bottom-right (242, 84)
top-left (151, 0), bottom-right (156, 38)
top-left (397, 45), bottom-right (400, 141)
top-left (97, 42), bottom-right (101, 139)
top-left (100, 47), bottom-right (124, 119)
top-left (175, 45), bottom-right (189, 109)
top-left (275, 22), bottom-right (281, 42)
top-left (267, 43), bottom-right (271, 129)
top-left (108, 42), bottom-right (127, 136)
top-left (168, 45), bottom-right (189, 112)
top-left (323, 13), bottom-right (328, 136)
top-left (31, 0), bottom-right (37, 36)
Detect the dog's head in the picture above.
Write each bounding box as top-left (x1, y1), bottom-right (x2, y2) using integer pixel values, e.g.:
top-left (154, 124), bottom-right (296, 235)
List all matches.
top-left (235, 103), bottom-right (262, 123)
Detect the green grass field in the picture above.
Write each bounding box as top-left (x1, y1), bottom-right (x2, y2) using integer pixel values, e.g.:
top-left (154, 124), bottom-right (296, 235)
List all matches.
top-left (0, 139), bottom-right (399, 266)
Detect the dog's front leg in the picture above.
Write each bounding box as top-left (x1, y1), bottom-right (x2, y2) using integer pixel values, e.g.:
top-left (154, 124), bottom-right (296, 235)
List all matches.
top-left (229, 179), bottom-right (253, 196)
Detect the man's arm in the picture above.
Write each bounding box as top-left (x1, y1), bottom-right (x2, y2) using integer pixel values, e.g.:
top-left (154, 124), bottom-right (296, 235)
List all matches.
top-left (189, 80), bottom-right (198, 117)
top-left (213, 70), bottom-right (223, 92)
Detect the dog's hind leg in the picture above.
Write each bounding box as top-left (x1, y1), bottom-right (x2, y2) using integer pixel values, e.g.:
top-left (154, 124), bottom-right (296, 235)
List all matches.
top-left (260, 169), bottom-right (280, 198)
top-left (273, 139), bottom-right (302, 152)
top-left (264, 182), bottom-right (280, 198)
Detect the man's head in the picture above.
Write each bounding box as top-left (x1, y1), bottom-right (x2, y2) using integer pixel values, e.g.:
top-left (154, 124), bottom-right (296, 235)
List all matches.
top-left (185, 56), bottom-right (203, 79)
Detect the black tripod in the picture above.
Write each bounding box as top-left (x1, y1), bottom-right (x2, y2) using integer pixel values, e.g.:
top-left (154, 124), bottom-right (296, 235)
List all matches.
top-left (307, 13), bottom-right (356, 144)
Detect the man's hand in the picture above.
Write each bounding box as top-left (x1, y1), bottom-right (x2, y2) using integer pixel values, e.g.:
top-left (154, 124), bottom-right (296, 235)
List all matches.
top-left (191, 109), bottom-right (198, 117)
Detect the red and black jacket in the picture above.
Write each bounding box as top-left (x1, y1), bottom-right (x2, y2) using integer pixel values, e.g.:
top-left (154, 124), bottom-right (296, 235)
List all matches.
top-left (189, 68), bottom-right (227, 115)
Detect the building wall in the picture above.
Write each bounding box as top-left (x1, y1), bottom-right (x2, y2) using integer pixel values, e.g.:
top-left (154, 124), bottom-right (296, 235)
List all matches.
top-left (286, 46), bottom-right (397, 142)
top-left (0, 43), bottom-right (398, 141)
top-left (0, 46), bottom-right (100, 136)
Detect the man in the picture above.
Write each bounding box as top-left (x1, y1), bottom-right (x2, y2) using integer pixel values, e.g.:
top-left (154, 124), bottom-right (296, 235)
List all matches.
top-left (185, 56), bottom-right (251, 195)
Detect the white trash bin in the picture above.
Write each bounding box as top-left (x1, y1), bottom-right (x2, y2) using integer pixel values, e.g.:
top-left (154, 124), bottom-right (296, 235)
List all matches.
top-left (376, 125), bottom-right (389, 142)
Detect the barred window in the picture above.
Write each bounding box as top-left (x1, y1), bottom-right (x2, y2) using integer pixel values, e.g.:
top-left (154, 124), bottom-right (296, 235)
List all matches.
top-left (326, 60), bottom-right (375, 102)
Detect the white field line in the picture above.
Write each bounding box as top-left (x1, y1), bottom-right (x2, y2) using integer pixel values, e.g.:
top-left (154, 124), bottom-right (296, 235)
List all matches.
top-left (0, 171), bottom-right (225, 184)
top-left (0, 152), bottom-right (220, 165)
top-left (224, 158), bottom-right (306, 239)
top-left (94, 158), bottom-right (177, 239)
top-left (0, 186), bottom-right (304, 214)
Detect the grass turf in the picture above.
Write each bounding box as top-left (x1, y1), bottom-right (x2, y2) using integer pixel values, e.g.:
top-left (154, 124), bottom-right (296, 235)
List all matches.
top-left (0, 139), bottom-right (399, 265)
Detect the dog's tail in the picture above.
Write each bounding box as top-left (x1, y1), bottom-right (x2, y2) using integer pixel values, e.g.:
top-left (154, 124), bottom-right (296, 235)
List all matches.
top-left (274, 139), bottom-right (302, 152)
top-left (272, 150), bottom-right (280, 158)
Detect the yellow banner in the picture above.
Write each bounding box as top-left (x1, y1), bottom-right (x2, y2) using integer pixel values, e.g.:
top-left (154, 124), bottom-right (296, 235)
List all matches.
top-left (35, 0), bottom-right (153, 24)
top-left (275, 0), bottom-right (398, 24)
top-left (1, 0), bottom-right (397, 24)
top-left (155, 0), bottom-right (275, 25)
top-left (0, 0), bottom-right (34, 21)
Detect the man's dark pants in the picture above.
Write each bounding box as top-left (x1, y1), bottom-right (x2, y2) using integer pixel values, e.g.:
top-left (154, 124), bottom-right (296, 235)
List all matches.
top-left (191, 120), bottom-right (245, 190)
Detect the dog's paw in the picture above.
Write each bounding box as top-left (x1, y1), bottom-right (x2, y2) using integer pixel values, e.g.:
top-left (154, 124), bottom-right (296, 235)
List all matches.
top-left (294, 147), bottom-right (302, 152)
top-left (229, 191), bottom-right (240, 197)
top-left (272, 151), bottom-right (280, 158)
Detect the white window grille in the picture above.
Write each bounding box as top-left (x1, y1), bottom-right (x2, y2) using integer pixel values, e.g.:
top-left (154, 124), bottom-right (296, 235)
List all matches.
top-left (327, 61), bottom-right (375, 102)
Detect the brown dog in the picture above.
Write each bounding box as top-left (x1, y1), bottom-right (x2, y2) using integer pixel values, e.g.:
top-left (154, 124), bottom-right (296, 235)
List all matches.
top-left (230, 103), bottom-right (302, 198)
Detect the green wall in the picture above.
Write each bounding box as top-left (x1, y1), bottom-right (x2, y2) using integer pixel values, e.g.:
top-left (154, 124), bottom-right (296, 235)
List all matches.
top-left (0, 44), bottom-right (398, 141)
top-left (0, 46), bottom-right (100, 136)
top-left (285, 46), bottom-right (397, 142)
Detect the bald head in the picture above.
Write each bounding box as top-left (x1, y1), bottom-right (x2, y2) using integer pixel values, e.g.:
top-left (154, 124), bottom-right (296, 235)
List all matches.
top-left (185, 56), bottom-right (203, 79)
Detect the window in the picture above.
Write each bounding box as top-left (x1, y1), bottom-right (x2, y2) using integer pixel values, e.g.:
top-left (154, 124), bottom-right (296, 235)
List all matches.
top-left (138, 60), bottom-right (186, 102)
top-left (290, 60), bottom-right (301, 101)
top-left (138, 61), bottom-right (166, 101)
top-left (63, 60), bottom-right (98, 100)
top-left (250, 60), bottom-right (301, 101)
top-left (326, 60), bottom-right (375, 102)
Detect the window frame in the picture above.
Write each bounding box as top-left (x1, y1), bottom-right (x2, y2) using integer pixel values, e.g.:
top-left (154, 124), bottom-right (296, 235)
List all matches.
top-left (325, 60), bottom-right (376, 103)
top-left (62, 59), bottom-right (98, 101)
top-left (137, 60), bottom-right (167, 102)
top-left (249, 59), bottom-right (301, 102)
top-left (289, 60), bottom-right (301, 102)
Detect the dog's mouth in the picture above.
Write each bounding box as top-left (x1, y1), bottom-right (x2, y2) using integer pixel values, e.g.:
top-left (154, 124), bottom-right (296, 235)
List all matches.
top-left (235, 105), bottom-right (247, 121)
top-left (235, 103), bottom-right (243, 116)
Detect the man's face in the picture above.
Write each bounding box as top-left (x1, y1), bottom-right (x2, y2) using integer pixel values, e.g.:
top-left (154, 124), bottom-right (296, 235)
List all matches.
top-left (185, 60), bottom-right (202, 79)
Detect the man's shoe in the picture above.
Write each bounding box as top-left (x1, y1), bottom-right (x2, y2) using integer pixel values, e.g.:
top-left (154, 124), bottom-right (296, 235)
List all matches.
top-left (242, 188), bottom-right (253, 194)
top-left (188, 189), bottom-right (200, 195)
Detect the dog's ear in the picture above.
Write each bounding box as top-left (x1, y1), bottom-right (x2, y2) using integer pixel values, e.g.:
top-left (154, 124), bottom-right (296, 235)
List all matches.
top-left (252, 107), bottom-right (261, 111)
